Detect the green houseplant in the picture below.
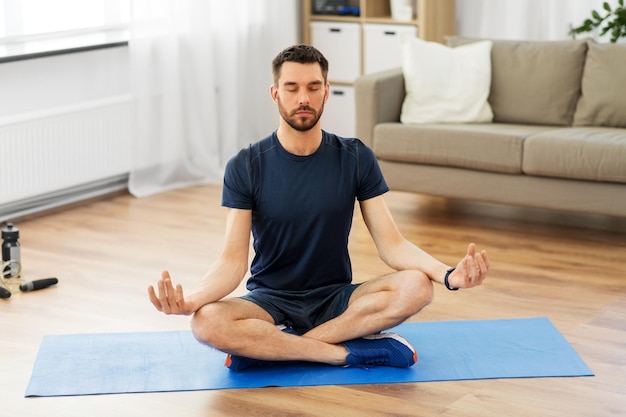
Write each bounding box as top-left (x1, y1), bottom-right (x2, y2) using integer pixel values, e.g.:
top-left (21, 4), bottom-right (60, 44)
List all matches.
top-left (570, 0), bottom-right (626, 42)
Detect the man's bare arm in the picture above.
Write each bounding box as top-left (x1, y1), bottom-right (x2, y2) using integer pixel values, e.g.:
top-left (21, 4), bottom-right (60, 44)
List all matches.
top-left (359, 195), bottom-right (489, 289)
top-left (148, 208), bottom-right (252, 315)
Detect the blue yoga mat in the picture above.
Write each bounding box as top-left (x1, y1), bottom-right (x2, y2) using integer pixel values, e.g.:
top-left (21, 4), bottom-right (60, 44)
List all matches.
top-left (25, 317), bottom-right (593, 397)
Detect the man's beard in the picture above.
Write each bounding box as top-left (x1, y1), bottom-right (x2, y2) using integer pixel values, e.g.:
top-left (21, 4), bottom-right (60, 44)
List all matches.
top-left (278, 100), bottom-right (325, 132)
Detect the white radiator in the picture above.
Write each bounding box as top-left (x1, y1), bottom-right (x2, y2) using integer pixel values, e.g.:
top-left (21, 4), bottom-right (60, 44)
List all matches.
top-left (0, 96), bottom-right (133, 219)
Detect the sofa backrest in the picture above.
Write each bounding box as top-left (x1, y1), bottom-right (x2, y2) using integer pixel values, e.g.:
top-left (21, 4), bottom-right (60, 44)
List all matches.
top-left (447, 37), bottom-right (588, 126)
top-left (573, 41), bottom-right (626, 128)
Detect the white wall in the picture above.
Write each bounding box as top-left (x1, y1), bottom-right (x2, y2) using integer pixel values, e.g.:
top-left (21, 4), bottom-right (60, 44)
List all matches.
top-left (0, 47), bottom-right (130, 121)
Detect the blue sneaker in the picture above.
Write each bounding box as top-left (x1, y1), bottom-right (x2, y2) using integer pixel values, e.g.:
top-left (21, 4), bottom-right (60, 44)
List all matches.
top-left (225, 325), bottom-right (298, 371)
top-left (343, 332), bottom-right (417, 368)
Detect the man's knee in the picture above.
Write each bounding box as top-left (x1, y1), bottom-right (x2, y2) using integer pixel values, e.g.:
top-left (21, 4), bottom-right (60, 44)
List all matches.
top-left (190, 303), bottom-right (230, 350)
top-left (395, 270), bottom-right (433, 317)
top-left (190, 298), bottom-right (273, 352)
top-left (190, 304), bottom-right (216, 343)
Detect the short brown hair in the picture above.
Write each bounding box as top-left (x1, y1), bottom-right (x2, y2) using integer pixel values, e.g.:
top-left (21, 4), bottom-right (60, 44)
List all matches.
top-left (272, 45), bottom-right (329, 85)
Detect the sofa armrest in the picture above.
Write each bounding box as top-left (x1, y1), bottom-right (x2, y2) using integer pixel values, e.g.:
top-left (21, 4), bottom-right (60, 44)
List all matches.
top-left (354, 68), bottom-right (405, 148)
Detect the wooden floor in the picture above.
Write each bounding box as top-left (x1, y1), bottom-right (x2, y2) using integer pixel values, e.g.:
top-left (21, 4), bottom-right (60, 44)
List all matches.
top-left (1, 184), bottom-right (625, 417)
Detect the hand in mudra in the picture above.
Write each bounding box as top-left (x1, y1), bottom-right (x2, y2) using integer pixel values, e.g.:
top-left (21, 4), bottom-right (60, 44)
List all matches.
top-left (148, 270), bottom-right (193, 315)
top-left (448, 243), bottom-right (490, 289)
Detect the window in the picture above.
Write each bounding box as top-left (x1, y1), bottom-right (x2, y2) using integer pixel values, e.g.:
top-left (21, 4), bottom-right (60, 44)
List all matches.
top-left (0, 0), bottom-right (130, 61)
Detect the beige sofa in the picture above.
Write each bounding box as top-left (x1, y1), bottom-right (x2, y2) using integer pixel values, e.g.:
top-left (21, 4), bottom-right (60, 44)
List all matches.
top-left (354, 38), bottom-right (626, 217)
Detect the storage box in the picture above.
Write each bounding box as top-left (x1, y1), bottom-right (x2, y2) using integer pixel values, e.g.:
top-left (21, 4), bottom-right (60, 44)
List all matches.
top-left (363, 23), bottom-right (416, 74)
top-left (322, 85), bottom-right (355, 138)
top-left (310, 21), bottom-right (361, 83)
top-left (390, 0), bottom-right (413, 21)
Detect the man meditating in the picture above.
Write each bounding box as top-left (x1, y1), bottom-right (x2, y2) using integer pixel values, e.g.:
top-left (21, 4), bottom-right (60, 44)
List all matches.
top-left (148, 45), bottom-right (490, 371)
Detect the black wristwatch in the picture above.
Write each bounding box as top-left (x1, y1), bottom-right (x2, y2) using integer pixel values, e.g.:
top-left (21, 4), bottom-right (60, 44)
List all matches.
top-left (444, 267), bottom-right (459, 291)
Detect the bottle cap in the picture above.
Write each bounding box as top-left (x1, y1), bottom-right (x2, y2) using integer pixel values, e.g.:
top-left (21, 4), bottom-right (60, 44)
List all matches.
top-left (2, 223), bottom-right (19, 240)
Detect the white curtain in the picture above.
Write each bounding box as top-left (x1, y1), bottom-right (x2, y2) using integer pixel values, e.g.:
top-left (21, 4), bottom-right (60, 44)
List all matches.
top-left (128, 0), bottom-right (298, 197)
top-left (457, 0), bottom-right (622, 42)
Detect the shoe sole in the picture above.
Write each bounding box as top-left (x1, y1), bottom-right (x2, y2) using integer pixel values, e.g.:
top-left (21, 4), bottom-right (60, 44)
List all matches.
top-left (362, 332), bottom-right (418, 364)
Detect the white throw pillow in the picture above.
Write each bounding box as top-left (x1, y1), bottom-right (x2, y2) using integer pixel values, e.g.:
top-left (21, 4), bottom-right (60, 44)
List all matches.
top-left (400, 37), bottom-right (493, 124)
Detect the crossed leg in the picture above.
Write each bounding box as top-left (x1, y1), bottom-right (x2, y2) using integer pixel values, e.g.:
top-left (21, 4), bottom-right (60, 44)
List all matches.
top-left (190, 269), bottom-right (433, 365)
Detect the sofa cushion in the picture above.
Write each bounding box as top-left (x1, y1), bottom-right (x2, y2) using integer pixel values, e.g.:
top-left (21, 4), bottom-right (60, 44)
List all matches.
top-left (523, 128), bottom-right (626, 183)
top-left (573, 41), bottom-right (626, 128)
top-left (373, 123), bottom-right (555, 174)
top-left (447, 37), bottom-right (588, 126)
top-left (400, 37), bottom-right (493, 124)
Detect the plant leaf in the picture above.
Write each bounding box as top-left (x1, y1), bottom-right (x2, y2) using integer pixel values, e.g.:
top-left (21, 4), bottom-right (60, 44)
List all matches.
top-left (611, 25), bottom-right (620, 42)
top-left (570, 4), bottom-right (626, 41)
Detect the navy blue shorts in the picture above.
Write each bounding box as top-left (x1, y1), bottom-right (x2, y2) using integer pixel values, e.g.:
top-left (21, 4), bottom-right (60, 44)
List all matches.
top-left (239, 283), bottom-right (360, 334)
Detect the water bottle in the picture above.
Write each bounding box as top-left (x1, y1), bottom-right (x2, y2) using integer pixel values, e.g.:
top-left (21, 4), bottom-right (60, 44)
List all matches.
top-left (2, 223), bottom-right (21, 278)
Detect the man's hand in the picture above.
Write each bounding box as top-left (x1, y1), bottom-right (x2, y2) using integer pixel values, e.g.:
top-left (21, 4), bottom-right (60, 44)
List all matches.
top-left (148, 270), bottom-right (194, 315)
top-left (448, 243), bottom-right (490, 289)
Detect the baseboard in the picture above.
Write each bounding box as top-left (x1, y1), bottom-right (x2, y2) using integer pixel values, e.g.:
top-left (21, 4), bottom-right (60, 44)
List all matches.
top-left (0, 174), bottom-right (129, 223)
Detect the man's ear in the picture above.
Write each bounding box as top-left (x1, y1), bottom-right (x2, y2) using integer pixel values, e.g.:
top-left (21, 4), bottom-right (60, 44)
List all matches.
top-left (270, 84), bottom-right (279, 103)
top-left (324, 82), bottom-right (330, 102)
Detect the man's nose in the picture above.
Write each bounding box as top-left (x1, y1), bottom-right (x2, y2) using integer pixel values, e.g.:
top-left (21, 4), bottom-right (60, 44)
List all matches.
top-left (298, 91), bottom-right (310, 105)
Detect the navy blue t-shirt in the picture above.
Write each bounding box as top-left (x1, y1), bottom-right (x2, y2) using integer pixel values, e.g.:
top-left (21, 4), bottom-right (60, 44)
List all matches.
top-left (222, 131), bottom-right (388, 291)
